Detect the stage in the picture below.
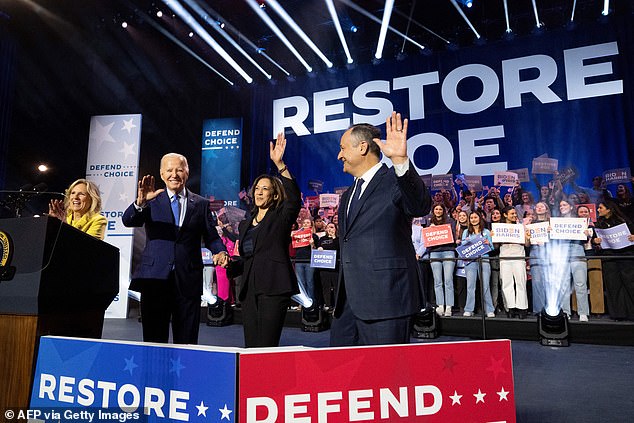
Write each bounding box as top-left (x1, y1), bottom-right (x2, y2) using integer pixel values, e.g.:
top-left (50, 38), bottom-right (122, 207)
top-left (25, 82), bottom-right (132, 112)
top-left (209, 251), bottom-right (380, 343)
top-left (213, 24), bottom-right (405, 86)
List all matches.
top-left (196, 303), bottom-right (634, 346)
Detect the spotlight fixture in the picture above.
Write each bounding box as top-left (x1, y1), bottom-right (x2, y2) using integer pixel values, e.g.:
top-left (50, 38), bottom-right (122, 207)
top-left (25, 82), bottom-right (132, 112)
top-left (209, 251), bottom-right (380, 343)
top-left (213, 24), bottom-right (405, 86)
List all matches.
top-left (411, 307), bottom-right (438, 339)
top-left (538, 309), bottom-right (570, 347)
top-left (458, 0), bottom-right (473, 8)
top-left (301, 305), bottom-right (329, 332)
top-left (350, 25), bottom-right (358, 33)
top-left (121, 21), bottom-right (128, 28)
top-left (156, 10), bottom-right (163, 18)
top-left (188, 31), bottom-right (193, 37)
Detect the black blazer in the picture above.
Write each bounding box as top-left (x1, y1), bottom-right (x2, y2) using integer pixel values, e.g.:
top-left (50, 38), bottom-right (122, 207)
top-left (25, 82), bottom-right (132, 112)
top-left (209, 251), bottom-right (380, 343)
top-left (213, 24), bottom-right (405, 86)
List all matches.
top-left (335, 162), bottom-right (431, 320)
top-left (235, 175), bottom-right (302, 299)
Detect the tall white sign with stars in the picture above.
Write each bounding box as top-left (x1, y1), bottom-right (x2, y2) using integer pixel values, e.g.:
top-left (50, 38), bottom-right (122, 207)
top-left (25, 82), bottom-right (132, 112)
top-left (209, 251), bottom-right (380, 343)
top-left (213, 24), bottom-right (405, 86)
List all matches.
top-left (86, 114), bottom-right (141, 318)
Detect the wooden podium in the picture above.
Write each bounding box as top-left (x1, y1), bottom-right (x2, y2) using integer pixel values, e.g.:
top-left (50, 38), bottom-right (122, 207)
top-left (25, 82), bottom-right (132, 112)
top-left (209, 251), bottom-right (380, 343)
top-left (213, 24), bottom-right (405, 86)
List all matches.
top-left (0, 216), bottom-right (119, 409)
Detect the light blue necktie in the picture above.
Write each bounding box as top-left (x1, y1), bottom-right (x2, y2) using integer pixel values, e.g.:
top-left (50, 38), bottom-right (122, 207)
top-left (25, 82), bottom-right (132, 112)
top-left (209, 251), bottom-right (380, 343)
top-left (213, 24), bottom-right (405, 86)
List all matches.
top-left (171, 194), bottom-right (181, 226)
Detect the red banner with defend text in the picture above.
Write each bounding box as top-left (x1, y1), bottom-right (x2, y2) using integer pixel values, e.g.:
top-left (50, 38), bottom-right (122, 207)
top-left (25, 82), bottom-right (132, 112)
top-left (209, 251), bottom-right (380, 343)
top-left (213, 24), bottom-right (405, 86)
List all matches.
top-left (239, 340), bottom-right (515, 423)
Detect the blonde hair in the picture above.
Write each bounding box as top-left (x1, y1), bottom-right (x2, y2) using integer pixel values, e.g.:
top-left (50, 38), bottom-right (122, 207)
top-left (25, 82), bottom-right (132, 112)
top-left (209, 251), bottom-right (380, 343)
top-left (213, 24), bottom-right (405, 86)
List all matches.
top-left (64, 178), bottom-right (102, 216)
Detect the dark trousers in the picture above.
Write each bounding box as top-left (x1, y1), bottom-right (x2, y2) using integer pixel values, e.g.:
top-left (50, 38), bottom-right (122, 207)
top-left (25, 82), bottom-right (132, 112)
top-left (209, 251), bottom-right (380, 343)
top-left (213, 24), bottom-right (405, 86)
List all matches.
top-left (139, 273), bottom-right (201, 344)
top-left (330, 297), bottom-right (411, 347)
top-left (602, 256), bottom-right (634, 320)
top-left (241, 289), bottom-right (291, 348)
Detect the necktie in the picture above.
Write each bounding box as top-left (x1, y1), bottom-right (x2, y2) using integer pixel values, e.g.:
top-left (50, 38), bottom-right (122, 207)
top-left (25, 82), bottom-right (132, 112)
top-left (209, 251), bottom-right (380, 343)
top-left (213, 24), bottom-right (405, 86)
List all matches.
top-left (171, 194), bottom-right (181, 226)
top-left (347, 178), bottom-right (364, 217)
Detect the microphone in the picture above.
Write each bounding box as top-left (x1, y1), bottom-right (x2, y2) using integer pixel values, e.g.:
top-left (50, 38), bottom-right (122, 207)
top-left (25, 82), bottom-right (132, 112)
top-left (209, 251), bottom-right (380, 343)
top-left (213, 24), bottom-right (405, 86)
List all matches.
top-left (32, 183), bottom-right (48, 193)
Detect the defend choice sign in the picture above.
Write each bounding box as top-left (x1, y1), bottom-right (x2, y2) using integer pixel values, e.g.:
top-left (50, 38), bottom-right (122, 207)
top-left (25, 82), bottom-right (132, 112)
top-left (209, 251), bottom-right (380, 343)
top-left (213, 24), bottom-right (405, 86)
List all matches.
top-left (422, 224), bottom-right (454, 247)
top-left (310, 249), bottom-right (337, 269)
top-left (549, 217), bottom-right (588, 241)
top-left (292, 228), bottom-right (313, 248)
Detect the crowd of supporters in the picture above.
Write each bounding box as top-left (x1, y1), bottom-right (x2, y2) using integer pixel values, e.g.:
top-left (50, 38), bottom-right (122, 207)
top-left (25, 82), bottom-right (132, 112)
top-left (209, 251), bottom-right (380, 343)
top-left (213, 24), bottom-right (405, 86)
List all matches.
top-left (216, 173), bottom-right (634, 322)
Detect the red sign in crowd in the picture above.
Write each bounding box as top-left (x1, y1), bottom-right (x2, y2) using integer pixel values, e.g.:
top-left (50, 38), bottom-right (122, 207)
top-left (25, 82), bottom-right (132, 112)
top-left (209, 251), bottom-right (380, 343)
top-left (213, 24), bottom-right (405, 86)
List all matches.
top-left (292, 228), bottom-right (313, 248)
top-left (421, 224), bottom-right (455, 247)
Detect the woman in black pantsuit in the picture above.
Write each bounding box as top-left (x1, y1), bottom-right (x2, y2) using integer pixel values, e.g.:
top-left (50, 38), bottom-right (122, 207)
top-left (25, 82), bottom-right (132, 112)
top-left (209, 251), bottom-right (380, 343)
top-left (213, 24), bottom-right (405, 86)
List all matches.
top-left (232, 133), bottom-right (302, 347)
top-left (593, 200), bottom-right (634, 321)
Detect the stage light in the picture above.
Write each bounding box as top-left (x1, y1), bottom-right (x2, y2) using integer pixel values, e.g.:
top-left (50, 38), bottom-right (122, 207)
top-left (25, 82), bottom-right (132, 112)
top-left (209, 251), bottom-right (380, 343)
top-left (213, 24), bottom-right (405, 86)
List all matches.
top-left (246, 0), bottom-right (313, 73)
top-left (140, 9), bottom-right (234, 85)
top-left (266, 0), bottom-right (333, 68)
top-left (449, 0), bottom-right (481, 39)
top-left (156, 10), bottom-right (163, 18)
top-left (411, 307), bottom-right (438, 339)
top-left (350, 25), bottom-right (358, 33)
top-left (458, 0), bottom-right (473, 8)
top-left (531, 0), bottom-right (542, 28)
top-left (538, 309), bottom-right (569, 347)
top-left (183, 0), bottom-right (272, 79)
top-left (340, 0), bottom-right (426, 53)
top-left (121, 21), bottom-right (128, 28)
top-left (602, 0), bottom-right (610, 16)
top-left (162, 0), bottom-right (253, 83)
top-left (188, 31), bottom-right (193, 37)
top-left (503, 0), bottom-right (511, 33)
top-left (37, 164), bottom-right (48, 172)
top-left (301, 305), bottom-right (329, 332)
top-left (374, 0), bottom-right (395, 60)
top-left (325, 0), bottom-right (354, 65)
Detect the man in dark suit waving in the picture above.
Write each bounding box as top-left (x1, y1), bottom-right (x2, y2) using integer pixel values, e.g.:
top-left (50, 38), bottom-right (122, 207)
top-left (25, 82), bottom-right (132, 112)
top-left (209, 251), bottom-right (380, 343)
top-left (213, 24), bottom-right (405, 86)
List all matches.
top-left (330, 112), bottom-right (431, 346)
top-left (122, 153), bottom-right (228, 344)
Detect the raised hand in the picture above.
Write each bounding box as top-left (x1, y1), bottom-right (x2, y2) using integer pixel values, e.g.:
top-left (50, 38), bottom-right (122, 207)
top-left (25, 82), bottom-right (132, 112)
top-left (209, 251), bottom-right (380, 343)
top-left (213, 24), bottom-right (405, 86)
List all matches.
top-left (269, 132), bottom-right (287, 168)
top-left (136, 175), bottom-right (164, 207)
top-left (48, 199), bottom-right (65, 220)
top-left (373, 111), bottom-right (409, 165)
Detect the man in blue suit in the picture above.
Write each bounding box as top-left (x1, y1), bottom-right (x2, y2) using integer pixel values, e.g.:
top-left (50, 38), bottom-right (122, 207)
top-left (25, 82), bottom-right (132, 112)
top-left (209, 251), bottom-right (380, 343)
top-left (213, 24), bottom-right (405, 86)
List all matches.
top-left (330, 112), bottom-right (431, 346)
top-left (122, 153), bottom-right (228, 344)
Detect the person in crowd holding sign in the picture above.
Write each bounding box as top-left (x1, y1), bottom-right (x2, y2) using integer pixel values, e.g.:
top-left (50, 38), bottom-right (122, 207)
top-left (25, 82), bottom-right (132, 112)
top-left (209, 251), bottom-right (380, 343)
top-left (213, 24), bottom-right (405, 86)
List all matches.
top-left (330, 111), bottom-right (431, 346)
top-left (454, 210), bottom-right (469, 311)
top-left (577, 204), bottom-right (605, 315)
top-left (48, 178), bottom-right (107, 240)
top-left (614, 182), bottom-right (634, 222)
top-left (122, 153), bottom-right (229, 344)
top-left (515, 191), bottom-right (535, 221)
top-left (294, 217), bottom-right (320, 307)
top-left (592, 201), bottom-right (634, 321)
top-left (526, 202), bottom-right (551, 315)
top-left (229, 133), bottom-right (302, 347)
top-left (488, 208), bottom-right (504, 313)
top-left (497, 206), bottom-right (529, 318)
top-left (557, 199), bottom-right (590, 321)
top-left (461, 211), bottom-right (495, 317)
top-left (428, 203), bottom-right (457, 317)
top-left (317, 222), bottom-right (340, 310)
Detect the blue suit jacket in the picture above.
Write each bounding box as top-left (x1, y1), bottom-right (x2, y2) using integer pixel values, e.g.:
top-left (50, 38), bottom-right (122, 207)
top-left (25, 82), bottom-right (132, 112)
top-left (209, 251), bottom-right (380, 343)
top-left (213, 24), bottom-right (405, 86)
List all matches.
top-left (122, 190), bottom-right (226, 297)
top-left (334, 162), bottom-right (431, 320)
